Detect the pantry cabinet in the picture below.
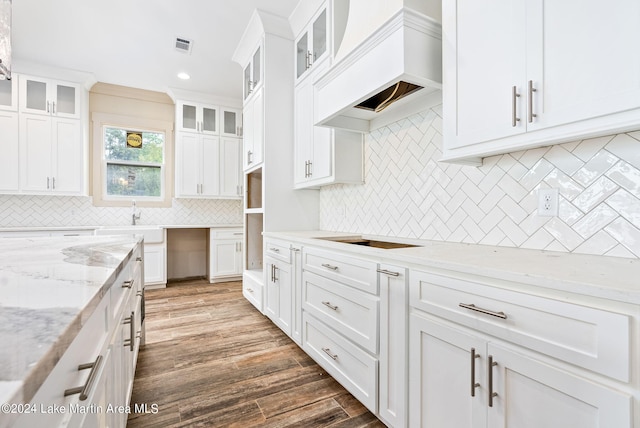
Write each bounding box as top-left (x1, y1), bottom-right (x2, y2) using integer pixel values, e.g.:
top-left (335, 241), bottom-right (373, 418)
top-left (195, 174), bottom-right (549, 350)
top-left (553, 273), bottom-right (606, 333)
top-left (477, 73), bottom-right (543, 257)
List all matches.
top-left (442, 0), bottom-right (640, 163)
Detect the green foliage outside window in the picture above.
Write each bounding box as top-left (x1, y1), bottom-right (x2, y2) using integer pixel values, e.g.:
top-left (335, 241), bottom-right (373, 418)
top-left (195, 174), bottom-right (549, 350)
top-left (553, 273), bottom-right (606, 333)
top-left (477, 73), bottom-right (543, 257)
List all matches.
top-left (104, 127), bottom-right (164, 197)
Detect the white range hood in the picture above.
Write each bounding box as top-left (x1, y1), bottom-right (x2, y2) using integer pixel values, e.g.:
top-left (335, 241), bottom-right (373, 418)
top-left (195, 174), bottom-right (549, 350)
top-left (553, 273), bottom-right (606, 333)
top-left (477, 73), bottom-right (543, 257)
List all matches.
top-left (315, 2), bottom-right (442, 133)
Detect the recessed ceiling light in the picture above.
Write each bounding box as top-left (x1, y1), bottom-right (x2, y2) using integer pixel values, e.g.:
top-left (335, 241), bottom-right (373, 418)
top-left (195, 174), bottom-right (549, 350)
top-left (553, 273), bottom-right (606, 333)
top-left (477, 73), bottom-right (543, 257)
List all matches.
top-left (177, 72), bottom-right (190, 80)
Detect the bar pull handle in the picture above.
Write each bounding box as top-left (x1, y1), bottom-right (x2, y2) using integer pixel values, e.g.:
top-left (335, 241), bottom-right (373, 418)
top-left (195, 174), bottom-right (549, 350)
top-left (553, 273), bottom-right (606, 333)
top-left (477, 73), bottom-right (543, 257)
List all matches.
top-left (322, 301), bottom-right (339, 311)
top-left (528, 80), bottom-right (537, 123)
top-left (321, 263), bottom-right (338, 271)
top-left (136, 256), bottom-right (143, 262)
top-left (47, 177), bottom-right (50, 189)
top-left (470, 348), bottom-right (480, 397)
top-left (63, 355), bottom-right (103, 400)
top-left (247, 288), bottom-right (254, 293)
top-left (52, 177), bottom-right (56, 189)
top-left (377, 269), bottom-right (400, 277)
top-left (512, 86), bottom-right (520, 127)
top-left (123, 311), bottom-right (135, 351)
top-left (488, 355), bottom-right (498, 407)
top-left (122, 279), bottom-right (134, 289)
top-left (322, 347), bottom-right (338, 360)
top-left (269, 247), bottom-right (280, 253)
top-left (459, 303), bottom-right (507, 319)
top-left (52, 101), bottom-right (56, 114)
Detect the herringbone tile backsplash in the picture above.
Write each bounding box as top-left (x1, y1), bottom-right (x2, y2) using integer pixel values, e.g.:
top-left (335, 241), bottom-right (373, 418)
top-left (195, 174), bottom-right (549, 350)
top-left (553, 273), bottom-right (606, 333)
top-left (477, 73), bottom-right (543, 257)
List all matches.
top-left (0, 197), bottom-right (242, 227)
top-left (320, 106), bottom-right (640, 258)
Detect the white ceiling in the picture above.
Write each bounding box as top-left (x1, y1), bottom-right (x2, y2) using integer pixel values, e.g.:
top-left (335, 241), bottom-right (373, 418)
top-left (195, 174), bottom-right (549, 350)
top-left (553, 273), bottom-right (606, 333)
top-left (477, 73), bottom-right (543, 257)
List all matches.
top-left (11, 0), bottom-right (300, 100)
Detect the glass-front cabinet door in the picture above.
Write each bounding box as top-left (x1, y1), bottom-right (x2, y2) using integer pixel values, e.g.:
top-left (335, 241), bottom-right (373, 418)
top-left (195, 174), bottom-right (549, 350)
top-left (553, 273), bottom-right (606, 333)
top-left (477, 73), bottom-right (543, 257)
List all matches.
top-left (19, 75), bottom-right (80, 119)
top-left (243, 43), bottom-right (262, 101)
top-left (295, 7), bottom-right (328, 82)
top-left (177, 101), bottom-right (218, 134)
top-left (0, 77), bottom-right (17, 111)
top-left (221, 107), bottom-right (242, 137)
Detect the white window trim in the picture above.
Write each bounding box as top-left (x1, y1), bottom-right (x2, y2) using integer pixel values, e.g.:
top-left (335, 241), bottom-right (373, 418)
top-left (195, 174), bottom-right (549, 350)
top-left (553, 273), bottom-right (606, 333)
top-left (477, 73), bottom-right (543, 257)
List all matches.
top-left (92, 112), bottom-right (174, 207)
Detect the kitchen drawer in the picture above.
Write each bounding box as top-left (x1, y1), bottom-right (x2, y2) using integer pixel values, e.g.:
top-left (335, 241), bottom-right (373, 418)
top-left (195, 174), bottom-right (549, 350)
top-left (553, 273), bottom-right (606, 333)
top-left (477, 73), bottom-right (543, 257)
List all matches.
top-left (265, 239), bottom-right (291, 263)
top-left (303, 270), bottom-right (379, 353)
top-left (14, 295), bottom-right (110, 428)
top-left (243, 271), bottom-right (263, 313)
top-left (410, 270), bottom-right (631, 382)
top-left (210, 228), bottom-right (244, 240)
top-left (303, 312), bottom-right (378, 412)
top-left (302, 246), bottom-right (378, 294)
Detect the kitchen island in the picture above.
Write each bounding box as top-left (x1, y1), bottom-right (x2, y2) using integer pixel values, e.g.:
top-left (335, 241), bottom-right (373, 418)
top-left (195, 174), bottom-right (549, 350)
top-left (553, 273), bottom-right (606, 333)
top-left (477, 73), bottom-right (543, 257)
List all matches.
top-left (0, 235), bottom-right (143, 428)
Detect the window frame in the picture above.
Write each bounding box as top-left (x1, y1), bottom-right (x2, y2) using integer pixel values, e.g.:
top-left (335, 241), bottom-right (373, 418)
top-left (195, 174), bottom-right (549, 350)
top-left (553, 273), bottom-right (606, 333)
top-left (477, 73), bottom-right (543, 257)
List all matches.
top-left (91, 112), bottom-right (174, 207)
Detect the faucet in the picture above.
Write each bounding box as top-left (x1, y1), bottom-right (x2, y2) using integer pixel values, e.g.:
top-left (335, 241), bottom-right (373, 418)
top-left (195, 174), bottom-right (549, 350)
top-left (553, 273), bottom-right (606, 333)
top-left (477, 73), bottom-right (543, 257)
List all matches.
top-left (131, 200), bottom-right (141, 225)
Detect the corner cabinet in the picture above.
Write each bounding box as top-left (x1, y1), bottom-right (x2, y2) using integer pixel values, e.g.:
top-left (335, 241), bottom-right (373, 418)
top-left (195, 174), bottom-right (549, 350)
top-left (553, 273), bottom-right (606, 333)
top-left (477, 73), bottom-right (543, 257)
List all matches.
top-left (442, 0), bottom-right (640, 164)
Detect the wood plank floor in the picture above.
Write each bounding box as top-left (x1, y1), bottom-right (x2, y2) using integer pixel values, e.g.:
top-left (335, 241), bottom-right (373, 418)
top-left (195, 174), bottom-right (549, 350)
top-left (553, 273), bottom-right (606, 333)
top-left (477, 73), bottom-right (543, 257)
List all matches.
top-left (127, 279), bottom-right (386, 427)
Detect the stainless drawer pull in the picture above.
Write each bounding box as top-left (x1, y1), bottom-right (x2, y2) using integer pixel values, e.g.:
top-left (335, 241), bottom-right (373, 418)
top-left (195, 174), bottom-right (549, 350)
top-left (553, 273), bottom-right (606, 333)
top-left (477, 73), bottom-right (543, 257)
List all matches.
top-left (321, 263), bottom-right (338, 271)
top-left (122, 279), bottom-right (134, 289)
top-left (269, 247), bottom-right (280, 252)
top-left (64, 355), bottom-right (103, 400)
top-left (459, 303), bottom-right (507, 319)
top-left (322, 301), bottom-right (339, 311)
top-left (377, 269), bottom-right (400, 277)
top-left (322, 347), bottom-right (338, 360)
top-left (123, 311), bottom-right (135, 351)
top-left (528, 80), bottom-right (537, 123)
top-left (247, 288), bottom-right (254, 293)
top-left (136, 256), bottom-right (143, 262)
top-left (470, 348), bottom-right (480, 397)
top-left (512, 85), bottom-right (520, 127)
top-left (488, 355), bottom-right (498, 407)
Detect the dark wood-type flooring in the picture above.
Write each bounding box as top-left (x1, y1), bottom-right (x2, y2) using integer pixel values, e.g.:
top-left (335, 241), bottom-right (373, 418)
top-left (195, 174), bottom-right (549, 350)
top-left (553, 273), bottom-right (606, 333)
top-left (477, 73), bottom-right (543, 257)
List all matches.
top-left (127, 279), bottom-right (386, 427)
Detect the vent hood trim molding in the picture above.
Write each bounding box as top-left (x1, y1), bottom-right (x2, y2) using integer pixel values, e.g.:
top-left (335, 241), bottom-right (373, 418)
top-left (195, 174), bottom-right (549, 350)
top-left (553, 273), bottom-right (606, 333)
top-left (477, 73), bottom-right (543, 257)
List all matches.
top-left (314, 7), bottom-right (442, 133)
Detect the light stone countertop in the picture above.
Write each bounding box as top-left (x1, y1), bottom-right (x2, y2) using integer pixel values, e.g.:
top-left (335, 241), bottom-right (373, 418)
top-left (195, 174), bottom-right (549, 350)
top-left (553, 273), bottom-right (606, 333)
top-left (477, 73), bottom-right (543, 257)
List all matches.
top-left (264, 230), bottom-right (640, 304)
top-left (0, 235), bottom-right (141, 409)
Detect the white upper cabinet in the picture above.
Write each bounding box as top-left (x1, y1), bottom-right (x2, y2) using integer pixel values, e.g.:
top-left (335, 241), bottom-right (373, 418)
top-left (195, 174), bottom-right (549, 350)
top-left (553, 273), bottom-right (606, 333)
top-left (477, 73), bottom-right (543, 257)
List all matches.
top-left (242, 86), bottom-right (264, 171)
top-left (0, 78), bottom-right (18, 111)
top-left (19, 75), bottom-right (80, 119)
top-left (243, 43), bottom-right (262, 102)
top-left (295, 7), bottom-right (328, 82)
top-left (221, 107), bottom-right (243, 138)
top-left (176, 101), bottom-right (218, 134)
top-left (443, 0), bottom-right (640, 164)
top-left (0, 110), bottom-right (19, 192)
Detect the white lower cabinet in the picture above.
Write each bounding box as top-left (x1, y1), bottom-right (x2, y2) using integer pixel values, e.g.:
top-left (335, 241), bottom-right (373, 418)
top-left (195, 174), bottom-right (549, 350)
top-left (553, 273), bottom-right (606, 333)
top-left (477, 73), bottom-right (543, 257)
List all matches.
top-left (143, 243), bottom-right (166, 286)
top-left (303, 312), bottom-right (378, 411)
top-left (408, 269), bottom-right (635, 428)
top-left (209, 228), bottom-right (243, 283)
top-left (13, 243), bottom-right (144, 428)
top-left (409, 313), bottom-right (633, 428)
top-left (265, 255), bottom-right (293, 336)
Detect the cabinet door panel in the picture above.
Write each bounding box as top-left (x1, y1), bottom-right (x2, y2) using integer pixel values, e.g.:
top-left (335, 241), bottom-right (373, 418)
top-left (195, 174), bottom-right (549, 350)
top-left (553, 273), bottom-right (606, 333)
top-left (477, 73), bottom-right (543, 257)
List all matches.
top-left (20, 114), bottom-right (52, 191)
top-left (52, 118), bottom-right (82, 193)
top-left (220, 137), bottom-right (241, 197)
top-left (488, 344), bottom-right (632, 428)
top-left (0, 111), bottom-right (19, 191)
top-left (444, 0), bottom-right (526, 149)
top-left (251, 89), bottom-right (264, 166)
top-left (527, 0), bottom-right (640, 131)
top-left (176, 133), bottom-right (201, 196)
top-left (409, 314), bottom-right (486, 428)
top-left (200, 135), bottom-right (220, 196)
top-left (294, 78), bottom-right (313, 184)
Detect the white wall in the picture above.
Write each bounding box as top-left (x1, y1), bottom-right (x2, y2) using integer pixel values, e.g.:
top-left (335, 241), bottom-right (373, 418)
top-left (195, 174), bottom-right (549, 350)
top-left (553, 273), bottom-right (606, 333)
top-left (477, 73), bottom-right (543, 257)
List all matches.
top-left (320, 106), bottom-right (640, 259)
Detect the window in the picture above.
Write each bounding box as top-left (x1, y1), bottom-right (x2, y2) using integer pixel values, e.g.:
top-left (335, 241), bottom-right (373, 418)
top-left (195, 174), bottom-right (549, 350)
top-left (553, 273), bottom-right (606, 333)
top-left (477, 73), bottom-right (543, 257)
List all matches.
top-left (91, 111), bottom-right (174, 208)
top-left (103, 127), bottom-right (164, 198)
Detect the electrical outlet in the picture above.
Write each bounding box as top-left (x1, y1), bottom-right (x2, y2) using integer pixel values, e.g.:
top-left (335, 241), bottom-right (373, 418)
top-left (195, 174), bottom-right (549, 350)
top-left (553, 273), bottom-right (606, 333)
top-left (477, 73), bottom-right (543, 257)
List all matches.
top-left (537, 188), bottom-right (559, 217)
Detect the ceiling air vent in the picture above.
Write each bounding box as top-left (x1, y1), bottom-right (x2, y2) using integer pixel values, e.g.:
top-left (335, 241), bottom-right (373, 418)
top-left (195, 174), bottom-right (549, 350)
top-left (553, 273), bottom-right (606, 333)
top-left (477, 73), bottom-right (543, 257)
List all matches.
top-left (175, 37), bottom-right (193, 54)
